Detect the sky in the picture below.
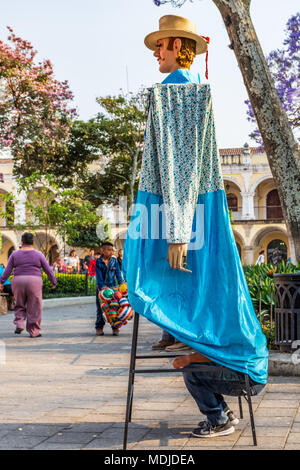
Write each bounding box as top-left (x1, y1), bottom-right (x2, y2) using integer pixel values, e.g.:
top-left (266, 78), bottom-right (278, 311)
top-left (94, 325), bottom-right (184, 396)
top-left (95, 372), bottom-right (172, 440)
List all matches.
top-left (1, 0), bottom-right (299, 148)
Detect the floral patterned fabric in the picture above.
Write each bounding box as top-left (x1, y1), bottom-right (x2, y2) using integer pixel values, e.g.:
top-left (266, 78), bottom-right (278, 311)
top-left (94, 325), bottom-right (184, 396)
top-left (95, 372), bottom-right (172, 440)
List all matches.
top-left (139, 84), bottom-right (224, 243)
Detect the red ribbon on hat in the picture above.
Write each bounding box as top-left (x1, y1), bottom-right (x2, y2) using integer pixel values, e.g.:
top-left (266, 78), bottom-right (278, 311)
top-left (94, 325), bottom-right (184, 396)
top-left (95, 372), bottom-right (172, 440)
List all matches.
top-left (200, 36), bottom-right (210, 79)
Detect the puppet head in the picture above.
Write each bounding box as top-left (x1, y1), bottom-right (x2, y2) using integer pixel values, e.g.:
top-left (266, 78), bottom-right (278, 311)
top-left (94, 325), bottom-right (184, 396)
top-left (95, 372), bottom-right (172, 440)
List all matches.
top-left (144, 15), bottom-right (208, 74)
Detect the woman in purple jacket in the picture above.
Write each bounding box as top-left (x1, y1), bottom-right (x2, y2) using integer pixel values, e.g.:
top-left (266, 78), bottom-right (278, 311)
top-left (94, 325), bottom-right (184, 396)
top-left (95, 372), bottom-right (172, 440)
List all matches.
top-left (0, 232), bottom-right (57, 337)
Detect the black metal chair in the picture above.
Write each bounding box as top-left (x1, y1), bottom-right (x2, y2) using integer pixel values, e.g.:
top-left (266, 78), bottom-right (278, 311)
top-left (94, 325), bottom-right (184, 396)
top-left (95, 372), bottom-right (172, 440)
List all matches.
top-left (123, 312), bottom-right (257, 450)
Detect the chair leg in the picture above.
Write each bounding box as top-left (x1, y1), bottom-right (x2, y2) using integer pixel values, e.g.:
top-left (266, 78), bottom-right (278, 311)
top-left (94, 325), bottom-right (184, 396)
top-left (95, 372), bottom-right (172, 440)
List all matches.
top-left (244, 374), bottom-right (257, 446)
top-left (238, 395), bottom-right (243, 419)
top-left (123, 312), bottom-right (140, 451)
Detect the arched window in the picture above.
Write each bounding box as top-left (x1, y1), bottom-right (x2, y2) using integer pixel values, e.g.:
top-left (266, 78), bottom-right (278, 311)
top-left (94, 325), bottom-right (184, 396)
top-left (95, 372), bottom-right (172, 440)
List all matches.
top-left (266, 189), bottom-right (283, 219)
top-left (236, 242), bottom-right (241, 259)
top-left (226, 193), bottom-right (238, 211)
top-left (267, 239), bottom-right (287, 264)
top-left (7, 246), bottom-right (15, 261)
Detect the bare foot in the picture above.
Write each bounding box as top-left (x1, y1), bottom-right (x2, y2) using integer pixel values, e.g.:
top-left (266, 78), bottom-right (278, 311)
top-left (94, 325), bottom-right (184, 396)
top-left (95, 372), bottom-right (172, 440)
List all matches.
top-left (173, 355), bottom-right (191, 369)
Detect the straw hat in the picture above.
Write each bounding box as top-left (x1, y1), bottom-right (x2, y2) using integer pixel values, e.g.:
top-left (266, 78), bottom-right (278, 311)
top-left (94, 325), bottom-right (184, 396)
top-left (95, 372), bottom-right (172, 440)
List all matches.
top-left (144, 15), bottom-right (208, 55)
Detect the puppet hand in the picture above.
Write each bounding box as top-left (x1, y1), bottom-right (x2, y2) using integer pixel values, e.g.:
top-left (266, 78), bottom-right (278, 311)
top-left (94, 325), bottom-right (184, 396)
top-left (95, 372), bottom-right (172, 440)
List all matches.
top-left (167, 243), bottom-right (187, 270)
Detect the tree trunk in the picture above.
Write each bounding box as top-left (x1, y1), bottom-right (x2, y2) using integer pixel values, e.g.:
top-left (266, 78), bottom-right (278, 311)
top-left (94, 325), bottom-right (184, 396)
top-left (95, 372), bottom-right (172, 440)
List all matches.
top-left (212, 0), bottom-right (300, 262)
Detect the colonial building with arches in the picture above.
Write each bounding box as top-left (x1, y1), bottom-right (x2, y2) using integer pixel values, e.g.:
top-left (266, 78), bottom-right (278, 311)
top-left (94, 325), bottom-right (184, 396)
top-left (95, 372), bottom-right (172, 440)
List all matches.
top-left (0, 152), bottom-right (63, 265)
top-left (220, 143), bottom-right (290, 264)
top-left (0, 144), bottom-right (294, 266)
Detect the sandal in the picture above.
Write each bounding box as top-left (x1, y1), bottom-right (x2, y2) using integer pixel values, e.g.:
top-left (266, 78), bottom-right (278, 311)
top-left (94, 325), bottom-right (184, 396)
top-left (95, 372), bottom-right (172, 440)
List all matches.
top-left (14, 328), bottom-right (23, 334)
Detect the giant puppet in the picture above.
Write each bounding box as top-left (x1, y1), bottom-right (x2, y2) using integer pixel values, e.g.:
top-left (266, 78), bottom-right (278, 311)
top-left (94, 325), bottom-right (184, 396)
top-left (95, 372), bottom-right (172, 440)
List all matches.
top-left (122, 15), bottom-right (268, 385)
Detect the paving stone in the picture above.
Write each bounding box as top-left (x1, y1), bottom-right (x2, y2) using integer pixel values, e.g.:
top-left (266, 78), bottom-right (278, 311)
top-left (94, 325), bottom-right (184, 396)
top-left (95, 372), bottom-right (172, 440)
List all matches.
top-left (258, 400), bottom-right (299, 408)
top-left (255, 407), bottom-right (296, 417)
top-left (11, 424), bottom-right (67, 437)
top-left (94, 406), bottom-right (125, 414)
top-left (77, 414), bottom-right (123, 423)
top-left (65, 422), bottom-right (113, 433)
top-left (33, 442), bottom-right (85, 450)
top-left (130, 445), bottom-right (181, 450)
top-left (294, 413), bottom-right (300, 422)
top-left (132, 410), bottom-right (173, 420)
top-left (0, 433), bottom-right (47, 449)
top-left (134, 402), bottom-right (179, 411)
top-left (251, 416), bottom-right (293, 427)
top-left (262, 393), bottom-right (300, 400)
top-left (291, 422), bottom-right (300, 432)
top-left (284, 444), bottom-right (300, 450)
top-left (82, 439), bottom-right (123, 449)
top-left (183, 446), bottom-right (232, 450)
top-left (286, 433), bottom-right (300, 444)
top-left (42, 407), bottom-right (92, 417)
top-left (242, 426), bottom-right (289, 437)
top-left (44, 431), bottom-right (96, 444)
top-left (235, 436), bottom-right (285, 449)
top-left (183, 439), bottom-right (235, 448)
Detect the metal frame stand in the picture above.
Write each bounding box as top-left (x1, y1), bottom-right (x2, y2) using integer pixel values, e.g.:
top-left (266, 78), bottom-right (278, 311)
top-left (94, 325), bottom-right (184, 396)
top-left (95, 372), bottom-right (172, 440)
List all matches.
top-left (123, 312), bottom-right (257, 450)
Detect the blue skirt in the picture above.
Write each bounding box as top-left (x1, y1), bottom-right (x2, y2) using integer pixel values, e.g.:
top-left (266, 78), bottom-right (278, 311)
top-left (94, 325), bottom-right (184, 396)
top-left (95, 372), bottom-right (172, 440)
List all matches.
top-left (123, 188), bottom-right (268, 384)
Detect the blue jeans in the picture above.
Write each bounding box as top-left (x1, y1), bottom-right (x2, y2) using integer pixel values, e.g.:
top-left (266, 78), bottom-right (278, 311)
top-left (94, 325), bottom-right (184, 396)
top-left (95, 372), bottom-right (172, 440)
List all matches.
top-left (183, 362), bottom-right (265, 426)
top-left (162, 330), bottom-right (175, 342)
top-left (95, 287), bottom-right (105, 329)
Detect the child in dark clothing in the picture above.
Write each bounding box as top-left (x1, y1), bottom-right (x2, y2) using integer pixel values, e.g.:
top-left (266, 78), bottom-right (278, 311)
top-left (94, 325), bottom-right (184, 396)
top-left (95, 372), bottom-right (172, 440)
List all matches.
top-left (95, 242), bottom-right (124, 336)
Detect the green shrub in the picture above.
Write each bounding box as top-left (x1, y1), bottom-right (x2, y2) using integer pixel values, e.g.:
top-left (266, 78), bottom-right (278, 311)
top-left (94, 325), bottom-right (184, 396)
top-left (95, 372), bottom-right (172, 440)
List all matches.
top-left (243, 260), bottom-right (300, 321)
top-left (243, 260), bottom-right (300, 349)
top-left (260, 322), bottom-right (278, 350)
top-left (42, 272), bottom-right (97, 298)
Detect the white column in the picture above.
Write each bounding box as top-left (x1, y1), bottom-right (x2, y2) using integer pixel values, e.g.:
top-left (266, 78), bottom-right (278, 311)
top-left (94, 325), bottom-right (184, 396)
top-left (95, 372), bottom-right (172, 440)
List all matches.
top-left (12, 179), bottom-right (26, 225)
top-left (243, 245), bottom-right (257, 265)
top-left (241, 192), bottom-right (255, 220)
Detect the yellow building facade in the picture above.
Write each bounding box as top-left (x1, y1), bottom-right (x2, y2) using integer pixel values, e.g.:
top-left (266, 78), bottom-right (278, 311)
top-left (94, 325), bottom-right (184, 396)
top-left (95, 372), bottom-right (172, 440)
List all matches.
top-left (219, 143), bottom-right (290, 264)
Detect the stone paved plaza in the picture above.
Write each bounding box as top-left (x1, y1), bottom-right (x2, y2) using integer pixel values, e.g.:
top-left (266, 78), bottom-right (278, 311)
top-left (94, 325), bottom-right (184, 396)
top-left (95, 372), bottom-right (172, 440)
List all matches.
top-left (0, 302), bottom-right (300, 450)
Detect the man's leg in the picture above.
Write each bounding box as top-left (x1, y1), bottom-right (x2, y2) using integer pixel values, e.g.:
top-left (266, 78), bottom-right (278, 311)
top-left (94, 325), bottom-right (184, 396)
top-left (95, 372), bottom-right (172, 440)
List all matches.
top-left (183, 364), bottom-right (230, 427)
top-left (95, 288), bottom-right (105, 334)
top-left (182, 362), bottom-right (264, 436)
top-left (152, 330), bottom-right (175, 350)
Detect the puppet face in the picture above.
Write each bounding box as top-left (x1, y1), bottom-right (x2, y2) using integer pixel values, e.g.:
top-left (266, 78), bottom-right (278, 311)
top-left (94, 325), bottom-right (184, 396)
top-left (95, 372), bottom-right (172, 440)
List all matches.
top-left (153, 37), bottom-right (182, 73)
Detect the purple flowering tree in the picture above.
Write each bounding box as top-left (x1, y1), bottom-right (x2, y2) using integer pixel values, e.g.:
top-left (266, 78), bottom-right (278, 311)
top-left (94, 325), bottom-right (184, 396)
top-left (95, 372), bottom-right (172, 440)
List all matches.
top-left (153, 0), bottom-right (300, 262)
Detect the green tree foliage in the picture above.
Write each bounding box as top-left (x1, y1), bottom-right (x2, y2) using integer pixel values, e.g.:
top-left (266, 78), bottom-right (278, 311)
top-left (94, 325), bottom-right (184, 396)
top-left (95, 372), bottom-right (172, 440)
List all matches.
top-left (84, 89), bottom-right (148, 207)
top-left (0, 173), bottom-right (109, 258)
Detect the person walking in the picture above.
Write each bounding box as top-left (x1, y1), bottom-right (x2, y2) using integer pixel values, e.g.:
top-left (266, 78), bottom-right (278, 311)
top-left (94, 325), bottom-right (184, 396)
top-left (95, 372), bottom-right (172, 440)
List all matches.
top-left (52, 256), bottom-right (67, 273)
top-left (255, 250), bottom-right (265, 266)
top-left (83, 249), bottom-right (95, 272)
top-left (95, 242), bottom-right (124, 336)
top-left (66, 249), bottom-right (80, 274)
top-left (0, 263), bottom-right (15, 310)
top-left (88, 252), bottom-right (101, 277)
top-left (0, 232), bottom-right (57, 337)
